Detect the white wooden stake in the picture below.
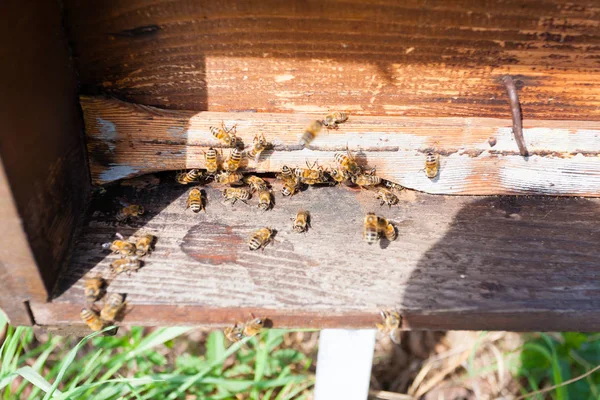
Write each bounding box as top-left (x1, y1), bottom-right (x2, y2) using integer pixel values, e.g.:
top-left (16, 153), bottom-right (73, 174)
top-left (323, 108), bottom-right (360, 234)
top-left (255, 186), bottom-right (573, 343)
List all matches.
top-left (314, 329), bottom-right (376, 400)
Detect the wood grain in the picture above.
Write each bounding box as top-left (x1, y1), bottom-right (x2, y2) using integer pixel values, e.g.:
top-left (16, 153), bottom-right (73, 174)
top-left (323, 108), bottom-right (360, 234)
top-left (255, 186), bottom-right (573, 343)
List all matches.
top-left (64, 0), bottom-right (600, 119)
top-left (84, 96), bottom-right (600, 196)
top-left (34, 176), bottom-right (600, 331)
top-left (0, 0), bottom-right (89, 319)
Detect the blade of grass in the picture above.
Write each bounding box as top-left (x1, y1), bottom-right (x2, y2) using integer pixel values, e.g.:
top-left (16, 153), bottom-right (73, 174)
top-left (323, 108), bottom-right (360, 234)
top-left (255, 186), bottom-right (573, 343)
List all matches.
top-left (1, 327), bottom-right (25, 373)
top-left (274, 378), bottom-right (315, 400)
top-left (0, 367), bottom-right (59, 395)
top-left (206, 331), bottom-right (226, 375)
top-left (42, 327), bottom-right (114, 400)
top-left (167, 337), bottom-right (250, 399)
top-left (53, 377), bottom-right (159, 400)
top-left (516, 364), bottom-right (600, 400)
top-left (540, 333), bottom-right (566, 400)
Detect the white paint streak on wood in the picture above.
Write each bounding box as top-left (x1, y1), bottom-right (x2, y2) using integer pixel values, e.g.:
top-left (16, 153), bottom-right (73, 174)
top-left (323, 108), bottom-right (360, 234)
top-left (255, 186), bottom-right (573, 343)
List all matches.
top-left (83, 97), bottom-right (600, 195)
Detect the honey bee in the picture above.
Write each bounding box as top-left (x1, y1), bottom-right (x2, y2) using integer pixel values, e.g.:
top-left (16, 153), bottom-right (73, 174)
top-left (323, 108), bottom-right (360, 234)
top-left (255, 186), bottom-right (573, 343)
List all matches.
top-left (248, 227), bottom-right (274, 250)
top-left (224, 324), bottom-right (244, 343)
top-left (247, 134), bottom-right (269, 162)
top-left (352, 174), bottom-right (381, 187)
top-left (116, 205), bottom-right (145, 222)
top-left (299, 120), bottom-right (323, 147)
top-left (322, 111), bottom-right (349, 129)
top-left (376, 310), bottom-right (402, 344)
top-left (134, 233), bottom-right (155, 256)
top-left (279, 165), bottom-right (295, 181)
top-left (210, 122), bottom-right (237, 147)
top-left (292, 210), bottom-right (310, 233)
top-left (329, 168), bottom-right (350, 185)
top-left (377, 216), bottom-right (397, 241)
top-left (257, 189), bottom-right (273, 211)
top-left (204, 147), bottom-right (219, 175)
top-left (243, 315), bottom-right (265, 337)
top-left (176, 169), bottom-right (203, 185)
top-left (83, 276), bottom-right (106, 303)
top-left (100, 293), bottom-right (126, 322)
top-left (186, 187), bottom-right (205, 213)
top-left (425, 152), bottom-right (440, 179)
top-left (334, 149), bottom-right (362, 176)
top-left (110, 257), bottom-right (141, 276)
top-left (244, 175), bottom-right (269, 192)
top-left (384, 180), bottom-right (404, 191)
top-left (224, 147), bottom-right (243, 172)
top-left (81, 308), bottom-right (104, 331)
top-left (281, 177), bottom-right (302, 197)
top-left (295, 161), bottom-right (327, 184)
top-left (363, 212), bottom-right (380, 245)
top-left (102, 235), bottom-right (137, 257)
top-left (215, 172), bottom-right (245, 186)
top-left (223, 187), bottom-right (251, 205)
top-left (376, 188), bottom-right (399, 208)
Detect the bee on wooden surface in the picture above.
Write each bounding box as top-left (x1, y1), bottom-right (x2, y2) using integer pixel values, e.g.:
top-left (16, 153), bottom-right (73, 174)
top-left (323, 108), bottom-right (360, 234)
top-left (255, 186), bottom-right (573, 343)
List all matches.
top-left (322, 111), bottom-right (349, 129)
top-left (176, 169), bottom-right (203, 185)
top-left (224, 324), bottom-right (244, 343)
top-left (281, 177), bottom-right (302, 197)
top-left (134, 233), bottom-right (155, 256)
top-left (186, 187), bottom-right (206, 213)
top-left (224, 147), bottom-right (243, 172)
top-left (223, 187), bottom-right (251, 205)
top-left (299, 120), bottom-right (323, 147)
top-left (244, 175), bottom-right (269, 192)
top-left (329, 168), bottom-right (350, 185)
top-left (110, 257), bottom-right (141, 276)
top-left (292, 210), bottom-right (310, 233)
top-left (81, 308), bottom-right (104, 331)
top-left (100, 293), bottom-right (126, 322)
top-left (334, 149), bottom-right (362, 176)
top-left (102, 234), bottom-right (136, 257)
top-left (210, 122), bottom-right (237, 147)
top-left (243, 315), bottom-right (266, 337)
top-left (377, 217), bottom-right (397, 241)
top-left (352, 173), bottom-right (381, 187)
top-left (257, 189), bottom-right (273, 211)
top-left (383, 180), bottom-right (404, 191)
top-left (363, 212), bottom-right (380, 245)
top-left (204, 147), bottom-right (219, 175)
top-left (295, 161), bottom-right (327, 184)
top-left (116, 204), bottom-right (145, 222)
top-left (215, 171), bottom-right (245, 186)
top-left (279, 165), bottom-right (295, 181)
top-left (425, 152), bottom-right (440, 179)
top-left (84, 276), bottom-right (106, 303)
top-left (376, 188), bottom-right (399, 208)
top-left (248, 227), bottom-right (274, 250)
top-left (376, 310), bottom-right (402, 344)
top-left (247, 134), bottom-right (269, 163)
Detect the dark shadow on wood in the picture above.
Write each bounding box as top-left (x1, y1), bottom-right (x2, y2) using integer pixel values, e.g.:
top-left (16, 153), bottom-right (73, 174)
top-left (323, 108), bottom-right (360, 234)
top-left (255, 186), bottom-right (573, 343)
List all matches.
top-left (401, 196), bottom-right (600, 332)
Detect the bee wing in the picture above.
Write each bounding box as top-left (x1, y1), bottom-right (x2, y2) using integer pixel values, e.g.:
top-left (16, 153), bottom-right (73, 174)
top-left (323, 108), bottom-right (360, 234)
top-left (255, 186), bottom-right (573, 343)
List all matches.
top-left (115, 232), bottom-right (125, 240)
top-left (389, 328), bottom-right (402, 344)
top-left (101, 242), bottom-right (112, 249)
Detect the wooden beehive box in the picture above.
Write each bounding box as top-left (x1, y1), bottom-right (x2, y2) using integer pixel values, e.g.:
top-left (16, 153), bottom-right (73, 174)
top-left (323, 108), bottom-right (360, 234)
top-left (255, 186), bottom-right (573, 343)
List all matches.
top-left (2, 0), bottom-right (600, 333)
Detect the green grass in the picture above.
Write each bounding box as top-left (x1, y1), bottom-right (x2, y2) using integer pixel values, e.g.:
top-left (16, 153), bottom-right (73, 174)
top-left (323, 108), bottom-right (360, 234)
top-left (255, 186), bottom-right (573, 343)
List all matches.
top-left (516, 333), bottom-right (600, 400)
top-left (0, 312), bottom-right (315, 399)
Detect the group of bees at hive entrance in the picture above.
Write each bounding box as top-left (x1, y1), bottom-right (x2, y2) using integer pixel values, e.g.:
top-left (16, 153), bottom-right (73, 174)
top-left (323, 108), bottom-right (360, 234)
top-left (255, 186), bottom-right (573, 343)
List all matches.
top-left (81, 232), bottom-right (155, 333)
top-left (178, 111), bottom-right (440, 249)
top-left (82, 112), bottom-right (439, 342)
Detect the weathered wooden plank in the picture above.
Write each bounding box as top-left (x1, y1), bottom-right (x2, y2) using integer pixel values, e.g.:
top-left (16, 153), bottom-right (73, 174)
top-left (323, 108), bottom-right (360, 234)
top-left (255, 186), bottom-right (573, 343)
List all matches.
top-left (0, 161), bottom-right (37, 326)
top-left (64, 0), bottom-right (600, 119)
top-left (35, 176), bottom-right (600, 331)
top-left (83, 96), bottom-right (600, 196)
top-left (0, 0), bottom-right (89, 312)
